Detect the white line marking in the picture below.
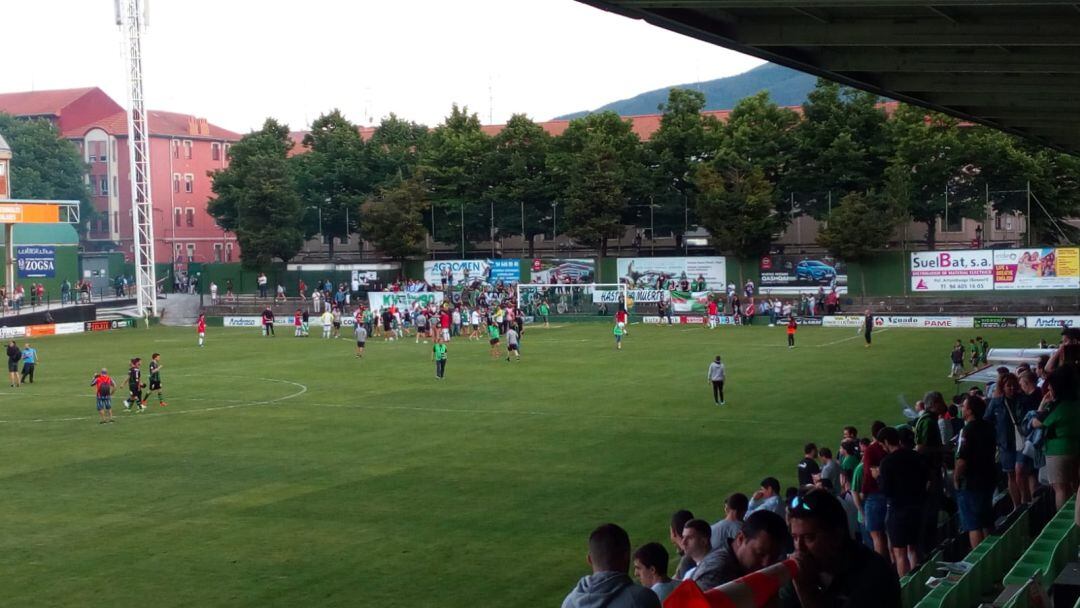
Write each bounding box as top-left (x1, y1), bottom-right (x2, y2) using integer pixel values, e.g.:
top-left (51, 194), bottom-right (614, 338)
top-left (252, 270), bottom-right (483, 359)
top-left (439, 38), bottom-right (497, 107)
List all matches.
top-left (0, 376), bottom-right (308, 424)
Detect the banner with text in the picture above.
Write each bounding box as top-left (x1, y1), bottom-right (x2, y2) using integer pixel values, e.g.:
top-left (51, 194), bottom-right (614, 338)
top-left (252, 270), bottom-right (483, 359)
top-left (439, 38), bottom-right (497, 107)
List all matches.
top-left (759, 254), bottom-right (847, 294)
top-left (617, 257), bottom-right (726, 290)
top-left (592, 289), bottom-right (664, 305)
top-left (823, 315), bottom-right (974, 329)
top-left (911, 250), bottom-right (995, 291)
top-left (531, 258), bottom-right (595, 283)
top-left (1025, 316), bottom-right (1080, 329)
top-left (366, 291), bottom-right (444, 310)
top-left (993, 248), bottom-right (1080, 290)
top-left (424, 259), bottom-right (520, 285)
top-left (16, 246), bottom-right (56, 278)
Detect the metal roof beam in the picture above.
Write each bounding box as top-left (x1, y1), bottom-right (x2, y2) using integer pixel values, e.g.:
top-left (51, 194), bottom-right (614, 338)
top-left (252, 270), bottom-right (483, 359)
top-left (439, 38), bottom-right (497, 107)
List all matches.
top-left (859, 72), bottom-right (1080, 93)
top-left (611, 1), bottom-right (1080, 7)
top-left (815, 47), bottom-right (1080, 73)
top-left (739, 17), bottom-right (1080, 46)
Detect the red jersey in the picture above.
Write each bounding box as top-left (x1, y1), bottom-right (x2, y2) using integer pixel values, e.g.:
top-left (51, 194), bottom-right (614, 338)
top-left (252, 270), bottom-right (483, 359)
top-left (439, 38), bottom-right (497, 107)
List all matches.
top-left (294, 313), bottom-right (302, 326)
top-left (440, 312), bottom-right (451, 329)
top-left (616, 310), bottom-right (627, 323)
top-left (786, 318), bottom-right (797, 334)
top-left (92, 374), bottom-right (114, 396)
top-left (196, 318), bottom-right (206, 332)
top-left (707, 301), bottom-right (718, 316)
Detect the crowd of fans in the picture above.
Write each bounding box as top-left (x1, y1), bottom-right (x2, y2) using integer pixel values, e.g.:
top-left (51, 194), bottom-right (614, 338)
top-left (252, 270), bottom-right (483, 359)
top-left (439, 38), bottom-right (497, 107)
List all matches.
top-left (562, 327), bottom-right (1080, 608)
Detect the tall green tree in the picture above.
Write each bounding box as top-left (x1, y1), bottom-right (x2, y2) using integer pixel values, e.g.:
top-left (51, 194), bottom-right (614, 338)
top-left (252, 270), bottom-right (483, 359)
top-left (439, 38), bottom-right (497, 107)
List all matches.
top-left (484, 114), bottom-right (554, 257)
top-left (646, 88), bottom-right (723, 241)
top-left (368, 113), bottom-right (428, 187)
top-left (0, 114), bottom-right (94, 235)
top-left (1024, 149), bottom-right (1080, 244)
top-left (785, 80), bottom-right (891, 218)
top-left (694, 164), bottom-right (783, 271)
top-left (294, 109), bottom-right (371, 258)
top-left (421, 105), bottom-right (492, 250)
top-left (207, 118), bottom-right (304, 268)
top-left (361, 178), bottom-right (429, 260)
top-left (817, 191), bottom-right (903, 295)
top-left (550, 112), bottom-right (645, 258)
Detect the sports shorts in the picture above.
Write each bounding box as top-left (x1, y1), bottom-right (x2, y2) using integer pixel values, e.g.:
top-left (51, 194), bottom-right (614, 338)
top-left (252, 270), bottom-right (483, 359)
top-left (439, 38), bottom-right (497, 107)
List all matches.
top-left (149, 380), bottom-right (161, 391)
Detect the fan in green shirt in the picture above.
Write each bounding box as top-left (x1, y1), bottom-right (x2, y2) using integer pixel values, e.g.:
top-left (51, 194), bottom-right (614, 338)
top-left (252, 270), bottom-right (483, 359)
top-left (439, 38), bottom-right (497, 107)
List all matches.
top-left (432, 343), bottom-right (447, 379)
top-left (487, 323), bottom-right (501, 359)
top-left (613, 323), bottom-right (624, 350)
top-left (538, 302), bottom-right (550, 328)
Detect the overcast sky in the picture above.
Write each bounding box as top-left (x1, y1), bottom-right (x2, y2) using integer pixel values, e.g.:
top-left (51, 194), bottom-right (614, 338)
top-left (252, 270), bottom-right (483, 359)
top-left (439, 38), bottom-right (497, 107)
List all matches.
top-left (2, 0), bottom-right (763, 133)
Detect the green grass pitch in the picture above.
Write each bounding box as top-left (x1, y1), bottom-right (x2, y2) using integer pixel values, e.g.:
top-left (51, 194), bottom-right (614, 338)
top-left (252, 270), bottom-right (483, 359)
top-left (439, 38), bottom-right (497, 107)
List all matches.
top-left (0, 322), bottom-right (1052, 607)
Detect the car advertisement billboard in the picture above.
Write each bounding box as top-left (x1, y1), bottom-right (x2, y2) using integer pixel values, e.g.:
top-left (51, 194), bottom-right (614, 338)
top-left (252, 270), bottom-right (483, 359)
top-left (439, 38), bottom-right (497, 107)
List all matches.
top-left (911, 250), bottom-right (995, 291)
top-left (617, 257), bottom-right (726, 290)
top-left (758, 254), bottom-right (847, 294)
top-left (530, 258), bottom-right (595, 284)
top-left (993, 248), bottom-right (1080, 290)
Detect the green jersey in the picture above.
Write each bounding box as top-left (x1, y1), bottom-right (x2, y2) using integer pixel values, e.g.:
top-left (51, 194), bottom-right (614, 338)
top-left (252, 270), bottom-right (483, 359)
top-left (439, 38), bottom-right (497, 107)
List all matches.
top-left (149, 360), bottom-right (161, 383)
top-left (433, 343), bottom-right (447, 361)
top-left (613, 325), bottom-right (624, 337)
top-left (487, 325), bottom-right (500, 340)
top-left (538, 303), bottom-right (550, 316)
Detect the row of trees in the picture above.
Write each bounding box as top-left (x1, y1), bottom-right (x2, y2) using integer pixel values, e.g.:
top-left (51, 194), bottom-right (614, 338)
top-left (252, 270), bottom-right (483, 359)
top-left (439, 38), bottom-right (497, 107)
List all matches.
top-left (202, 79), bottom-right (1079, 267)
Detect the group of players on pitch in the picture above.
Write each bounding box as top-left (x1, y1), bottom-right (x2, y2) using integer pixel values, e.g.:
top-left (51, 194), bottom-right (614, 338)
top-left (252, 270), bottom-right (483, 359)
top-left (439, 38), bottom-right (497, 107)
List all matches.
top-left (90, 353), bottom-right (166, 424)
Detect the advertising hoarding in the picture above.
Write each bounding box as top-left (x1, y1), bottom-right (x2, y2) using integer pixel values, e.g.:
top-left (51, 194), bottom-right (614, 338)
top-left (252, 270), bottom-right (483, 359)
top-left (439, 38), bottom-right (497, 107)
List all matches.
top-left (424, 259), bottom-right (521, 285)
top-left (911, 250), bottom-right (994, 292)
top-left (993, 248), bottom-right (1080, 290)
top-left (759, 254), bottom-right (847, 294)
top-left (16, 246), bottom-right (55, 278)
top-left (617, 257), bottom-right (726, 290)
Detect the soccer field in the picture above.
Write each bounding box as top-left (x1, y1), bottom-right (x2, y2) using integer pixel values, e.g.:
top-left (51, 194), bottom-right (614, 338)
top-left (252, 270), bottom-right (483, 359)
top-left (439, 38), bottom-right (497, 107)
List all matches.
top-left (0, 322), bottom-right (1052, 607)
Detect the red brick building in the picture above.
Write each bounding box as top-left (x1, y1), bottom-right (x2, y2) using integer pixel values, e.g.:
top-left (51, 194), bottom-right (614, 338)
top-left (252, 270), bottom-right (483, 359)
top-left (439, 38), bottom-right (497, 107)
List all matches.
top-left (0, 87), bottom-right (241, 263)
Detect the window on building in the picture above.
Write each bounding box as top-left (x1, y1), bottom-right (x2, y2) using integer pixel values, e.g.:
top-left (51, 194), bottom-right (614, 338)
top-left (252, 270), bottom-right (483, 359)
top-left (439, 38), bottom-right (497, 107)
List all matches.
top-left (113, 211), bottom-right (119, 233)
top-left (184, 174), bottom-right (194, 193)
top-left (174, 208), bottom-right (182, 227)
top-left (185, 208), bottom-right (194, 227)
top-left (112, 175), bottom-right (118, 194)
top-left (186, 243), bottom-right (196, 262)
top-left (943, 213), bottom-right (963, 233)
top-left (172, 139), bottom-right (181, 159)
top-left (174, 243), bottom-right (183, 260)
top-left (224, 143), bottom-right (232, 158)
top-left (183, 140), bottom-right (193, 159)
top-left (173, 173), bottom-right (180, 193)
top-left (213, 243), bottom-right (223, 263)
top-left (225, 242), bottom-right (233, 262)
top-left (99, 141), bottom-right (107, 162)
top-left (100, 177), bottom-right (109, 195)
top-left (211, 142), bottom-right (221, 161)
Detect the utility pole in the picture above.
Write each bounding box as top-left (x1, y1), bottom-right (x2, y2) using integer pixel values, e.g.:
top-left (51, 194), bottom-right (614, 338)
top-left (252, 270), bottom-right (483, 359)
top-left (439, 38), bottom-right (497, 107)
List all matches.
top-left (116, 0), bottom-right (157, 316)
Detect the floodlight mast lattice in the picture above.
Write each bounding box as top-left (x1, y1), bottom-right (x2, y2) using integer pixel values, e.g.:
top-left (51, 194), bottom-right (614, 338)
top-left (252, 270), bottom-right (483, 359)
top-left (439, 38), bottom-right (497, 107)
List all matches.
top-left (116, 0), bottom-right (157, 316)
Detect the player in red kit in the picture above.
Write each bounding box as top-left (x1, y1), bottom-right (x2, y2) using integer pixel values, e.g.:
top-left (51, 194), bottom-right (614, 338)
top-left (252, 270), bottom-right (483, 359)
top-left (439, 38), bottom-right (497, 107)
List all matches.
top-left (707, 298), bottom-right (719, 329)
top-left (615, 308), bottom-right (628, 336)
top-left (196, 313), bottom-right (206, 347)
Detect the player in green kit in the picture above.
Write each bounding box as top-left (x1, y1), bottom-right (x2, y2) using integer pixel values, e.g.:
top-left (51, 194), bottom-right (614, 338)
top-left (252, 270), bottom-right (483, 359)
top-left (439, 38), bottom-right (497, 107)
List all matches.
top-left (432, 341), bottom-right (448, 379)
top-left (487, 319), bottom-right (501, 359)
top-left (613, 323), bottom-right (625, 350)
top-left (538, 300), bottom-right (550, 328)
top-left (148, 353), bottom-right (167, 406)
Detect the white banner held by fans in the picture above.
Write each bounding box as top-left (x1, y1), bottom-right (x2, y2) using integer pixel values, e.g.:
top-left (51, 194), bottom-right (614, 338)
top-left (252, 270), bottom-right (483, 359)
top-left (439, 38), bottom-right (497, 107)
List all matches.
top-left (366, 291), bottom-right (444, 310)
top-left (911, 250), bottom-right (994, 292)
top-left (592, 289), bottom-right (664, 304)
top-left (617, 257), bottom-right (726, 289)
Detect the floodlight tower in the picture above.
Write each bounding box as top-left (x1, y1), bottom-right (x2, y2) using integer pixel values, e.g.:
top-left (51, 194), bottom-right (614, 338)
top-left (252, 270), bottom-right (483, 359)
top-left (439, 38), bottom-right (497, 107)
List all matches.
top-left (115, 0), bottom-right (157, 316)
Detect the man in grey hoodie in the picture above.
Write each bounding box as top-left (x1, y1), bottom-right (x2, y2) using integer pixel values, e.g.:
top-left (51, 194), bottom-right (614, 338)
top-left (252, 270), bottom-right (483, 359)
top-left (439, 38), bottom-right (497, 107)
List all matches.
top-left (562, 523), bottom-right (662, 608)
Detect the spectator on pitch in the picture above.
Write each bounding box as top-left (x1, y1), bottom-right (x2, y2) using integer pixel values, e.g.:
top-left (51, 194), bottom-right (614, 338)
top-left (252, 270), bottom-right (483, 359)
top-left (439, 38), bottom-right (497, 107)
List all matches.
top-left (19, 343), bottom-right (38, 385)
top-left (798, 443), bottom-right (821, 487)
top-left (781, 489), bottom-right (900, 608)
top-left (506, 326), bottom-right (521, 362)
top-left (91, 367), bottom-right (116, 424)
top-left (707, 355), bottom-right (726, 406)
top-left (711, 493), bottom-right (748, 549)
top-left (819, 447), bottom-right (841, 494)
top-left (954, 394), bottom-right (996, 548)
top-left (685, 512), bottom-right (789, 591)
top-left (878, 426), bottom-right (926, 576)
top-left (261, 306), bottom-right (275, 337)
top-left (6, 340), bottom-right (22, 388)
top-left (668, 509), bottom-right (696, 579)
top-left (747, 477), bottom-right (786, 519)
top-left (986, 372), bottom-right (1033, 507)
top-left (950, 339), bottom-right (966, 377)
top-left (786, 315), bottom-right (797, 349)
top-left (561, 523), bottom-right (660, 608)
top-left (432, 340), bottom-right (448, 380)
top-left (632, 542), bottom-right (677, 603)
top-left (861, 420), bottom-right (889, 558)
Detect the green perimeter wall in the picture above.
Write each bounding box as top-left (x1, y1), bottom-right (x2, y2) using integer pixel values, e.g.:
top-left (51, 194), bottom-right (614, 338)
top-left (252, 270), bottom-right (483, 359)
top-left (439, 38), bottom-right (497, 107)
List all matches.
top-left (168, 250), bottom-right (1077, 300)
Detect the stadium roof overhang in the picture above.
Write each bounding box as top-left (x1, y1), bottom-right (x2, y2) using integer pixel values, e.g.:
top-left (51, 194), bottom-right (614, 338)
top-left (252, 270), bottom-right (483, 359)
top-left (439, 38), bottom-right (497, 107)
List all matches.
top-left (576, 1), bottom-right (1080, 155)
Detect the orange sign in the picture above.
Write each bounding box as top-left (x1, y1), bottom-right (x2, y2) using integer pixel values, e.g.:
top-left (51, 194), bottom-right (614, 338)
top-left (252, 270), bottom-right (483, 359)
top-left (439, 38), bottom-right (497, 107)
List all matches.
top-left (26, 324), bottom-right (55, 337)
top-left (0, 203), bottom-right (60, 224)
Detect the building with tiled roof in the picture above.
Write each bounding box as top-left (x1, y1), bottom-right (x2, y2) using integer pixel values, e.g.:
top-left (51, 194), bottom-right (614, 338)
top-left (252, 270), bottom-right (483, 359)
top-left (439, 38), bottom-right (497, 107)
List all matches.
top-left (0, 87), bottom-right (241, 265)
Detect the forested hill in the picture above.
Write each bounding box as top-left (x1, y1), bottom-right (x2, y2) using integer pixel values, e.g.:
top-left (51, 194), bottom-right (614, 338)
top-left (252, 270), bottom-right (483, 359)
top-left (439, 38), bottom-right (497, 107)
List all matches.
top-left (555, 63), bottom-right (816, 119)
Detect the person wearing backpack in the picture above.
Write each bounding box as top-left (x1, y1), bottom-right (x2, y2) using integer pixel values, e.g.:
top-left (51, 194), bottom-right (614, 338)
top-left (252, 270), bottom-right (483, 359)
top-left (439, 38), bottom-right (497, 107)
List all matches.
top-left (91, 368), bottom-right (116, 424)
